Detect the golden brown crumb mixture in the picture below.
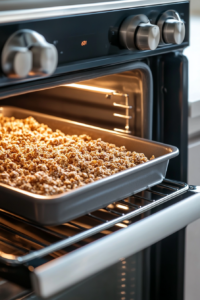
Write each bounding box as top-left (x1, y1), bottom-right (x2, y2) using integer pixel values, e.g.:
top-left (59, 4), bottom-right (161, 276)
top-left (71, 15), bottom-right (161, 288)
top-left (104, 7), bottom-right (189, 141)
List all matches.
top-left (0, 115), bottom-right (155, 195)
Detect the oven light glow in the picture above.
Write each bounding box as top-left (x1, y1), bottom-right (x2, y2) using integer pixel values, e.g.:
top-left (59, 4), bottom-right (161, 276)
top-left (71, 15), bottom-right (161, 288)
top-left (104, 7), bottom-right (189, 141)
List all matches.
top-left (116, 204), bottom-right (129, 210)
top-left (116, 223), bottom-right (128, 228)
top-left (63, 83), bottom-right (115, 94)
top-left (0, 253), bottom-right (16, 260)
top-left (123, 220), bottom-right (130, 224)
top-left (107, 204), bottom-right (114, 209)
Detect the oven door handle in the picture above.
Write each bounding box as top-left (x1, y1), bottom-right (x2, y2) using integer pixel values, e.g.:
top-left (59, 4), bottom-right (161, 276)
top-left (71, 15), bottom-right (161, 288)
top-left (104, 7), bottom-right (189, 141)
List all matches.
top-left (31, 192), bottom-right (200, 299)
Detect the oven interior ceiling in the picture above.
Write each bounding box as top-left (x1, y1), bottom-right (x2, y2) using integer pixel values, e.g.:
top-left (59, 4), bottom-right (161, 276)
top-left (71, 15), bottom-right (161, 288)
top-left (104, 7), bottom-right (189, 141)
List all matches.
top-left (2, 70), bottom-right (144, 137)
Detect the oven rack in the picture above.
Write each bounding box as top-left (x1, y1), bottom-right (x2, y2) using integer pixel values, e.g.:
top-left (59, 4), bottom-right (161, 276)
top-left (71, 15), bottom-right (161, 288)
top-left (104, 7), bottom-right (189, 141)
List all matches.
top-left (0, 179), bottom-right (188, 266)
top-left (65, 84), bottom-right (132, 134)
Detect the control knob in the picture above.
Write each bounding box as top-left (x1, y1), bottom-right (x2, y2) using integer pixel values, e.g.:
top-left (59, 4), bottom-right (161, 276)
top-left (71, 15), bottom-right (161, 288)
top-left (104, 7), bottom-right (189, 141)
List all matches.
top-left (157, 10), bottom-right (185, 45)
top-left (136, 23), bottom-right (160, 50)
top-left (119, 15), bottom-right (160, 51)
top-left (1, 30), bottom-right (58, 78)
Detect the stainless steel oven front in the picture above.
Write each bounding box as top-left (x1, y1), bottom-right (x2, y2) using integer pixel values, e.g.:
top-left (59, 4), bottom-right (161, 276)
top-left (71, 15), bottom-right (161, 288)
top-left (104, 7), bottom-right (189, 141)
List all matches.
top-left (0, 1), bottom-right (199, 300)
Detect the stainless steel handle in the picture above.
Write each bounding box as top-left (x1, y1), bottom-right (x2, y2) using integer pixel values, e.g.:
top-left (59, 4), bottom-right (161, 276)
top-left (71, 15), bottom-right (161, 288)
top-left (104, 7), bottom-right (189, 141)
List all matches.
top-left (0, 1), bottom-right (189, 25)
top-left (31, 192), bottom-right (200, 299)
top-left (1, 29), bottom-right (58, 78)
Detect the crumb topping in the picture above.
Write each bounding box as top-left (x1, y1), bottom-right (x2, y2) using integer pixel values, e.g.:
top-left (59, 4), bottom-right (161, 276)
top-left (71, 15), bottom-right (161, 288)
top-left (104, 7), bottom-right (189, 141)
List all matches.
top-left (0, 115), bottom-right (155, 195)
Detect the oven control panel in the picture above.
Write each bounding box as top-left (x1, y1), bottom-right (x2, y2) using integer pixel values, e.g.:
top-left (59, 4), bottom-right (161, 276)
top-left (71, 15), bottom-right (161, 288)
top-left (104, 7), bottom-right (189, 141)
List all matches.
top-left (0, 1), bottom-right (189, 88)
top-left (119, 10), bottom-right (185, 52)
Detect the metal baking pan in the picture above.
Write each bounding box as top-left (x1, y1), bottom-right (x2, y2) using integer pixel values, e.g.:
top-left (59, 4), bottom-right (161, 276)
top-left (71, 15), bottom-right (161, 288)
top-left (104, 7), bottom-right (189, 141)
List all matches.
top-left (0, 106), bottom-right (179, 225)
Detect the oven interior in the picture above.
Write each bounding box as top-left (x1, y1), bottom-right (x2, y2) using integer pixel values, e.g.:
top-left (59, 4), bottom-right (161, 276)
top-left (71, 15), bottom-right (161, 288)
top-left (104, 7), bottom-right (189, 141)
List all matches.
top-left (1, 66), bottom-right (152, 140)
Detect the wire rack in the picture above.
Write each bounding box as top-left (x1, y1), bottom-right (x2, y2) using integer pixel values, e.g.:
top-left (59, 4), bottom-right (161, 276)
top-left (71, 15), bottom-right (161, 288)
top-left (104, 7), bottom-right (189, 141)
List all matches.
top-left (0, 179), bottom-right (188, 266)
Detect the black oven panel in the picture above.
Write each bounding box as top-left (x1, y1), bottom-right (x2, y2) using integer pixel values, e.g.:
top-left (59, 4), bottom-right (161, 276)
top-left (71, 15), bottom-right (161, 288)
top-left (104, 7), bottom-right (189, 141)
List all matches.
top-left (0, 2), bottom-right (189, 87)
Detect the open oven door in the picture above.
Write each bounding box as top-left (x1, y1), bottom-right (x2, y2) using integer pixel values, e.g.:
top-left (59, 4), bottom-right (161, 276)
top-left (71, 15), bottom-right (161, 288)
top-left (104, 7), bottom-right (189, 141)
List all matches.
top-left (29, 186), bottom-right (200, 300)
top-left (0, 182), bottom-right (197, 300)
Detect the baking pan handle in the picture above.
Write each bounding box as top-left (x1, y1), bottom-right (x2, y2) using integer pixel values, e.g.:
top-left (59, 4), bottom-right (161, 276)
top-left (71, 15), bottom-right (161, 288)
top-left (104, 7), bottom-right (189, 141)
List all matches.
top-left (31, 192), bottom-right (200, 299)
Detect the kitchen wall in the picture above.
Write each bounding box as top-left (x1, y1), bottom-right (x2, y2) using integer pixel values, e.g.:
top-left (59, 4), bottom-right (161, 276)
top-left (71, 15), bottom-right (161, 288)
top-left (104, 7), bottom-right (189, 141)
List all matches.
top-left (190, 0), bottom-right (200, 14)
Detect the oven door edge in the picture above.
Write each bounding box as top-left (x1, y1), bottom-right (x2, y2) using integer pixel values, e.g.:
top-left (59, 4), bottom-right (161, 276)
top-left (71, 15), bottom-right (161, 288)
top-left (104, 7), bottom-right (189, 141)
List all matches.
top-left (31, 191), bottom-right (200, 299)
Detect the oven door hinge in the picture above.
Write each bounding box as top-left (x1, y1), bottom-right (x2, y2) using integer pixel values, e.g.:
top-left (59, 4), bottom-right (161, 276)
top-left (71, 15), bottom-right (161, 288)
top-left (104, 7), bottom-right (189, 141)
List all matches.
top-left (189, 185), bottom-right (200, 193)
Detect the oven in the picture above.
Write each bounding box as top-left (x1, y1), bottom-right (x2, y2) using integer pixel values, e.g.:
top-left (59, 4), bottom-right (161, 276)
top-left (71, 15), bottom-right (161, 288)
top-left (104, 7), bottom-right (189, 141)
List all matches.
top-left (0, 1), bottom-right (199, 300)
